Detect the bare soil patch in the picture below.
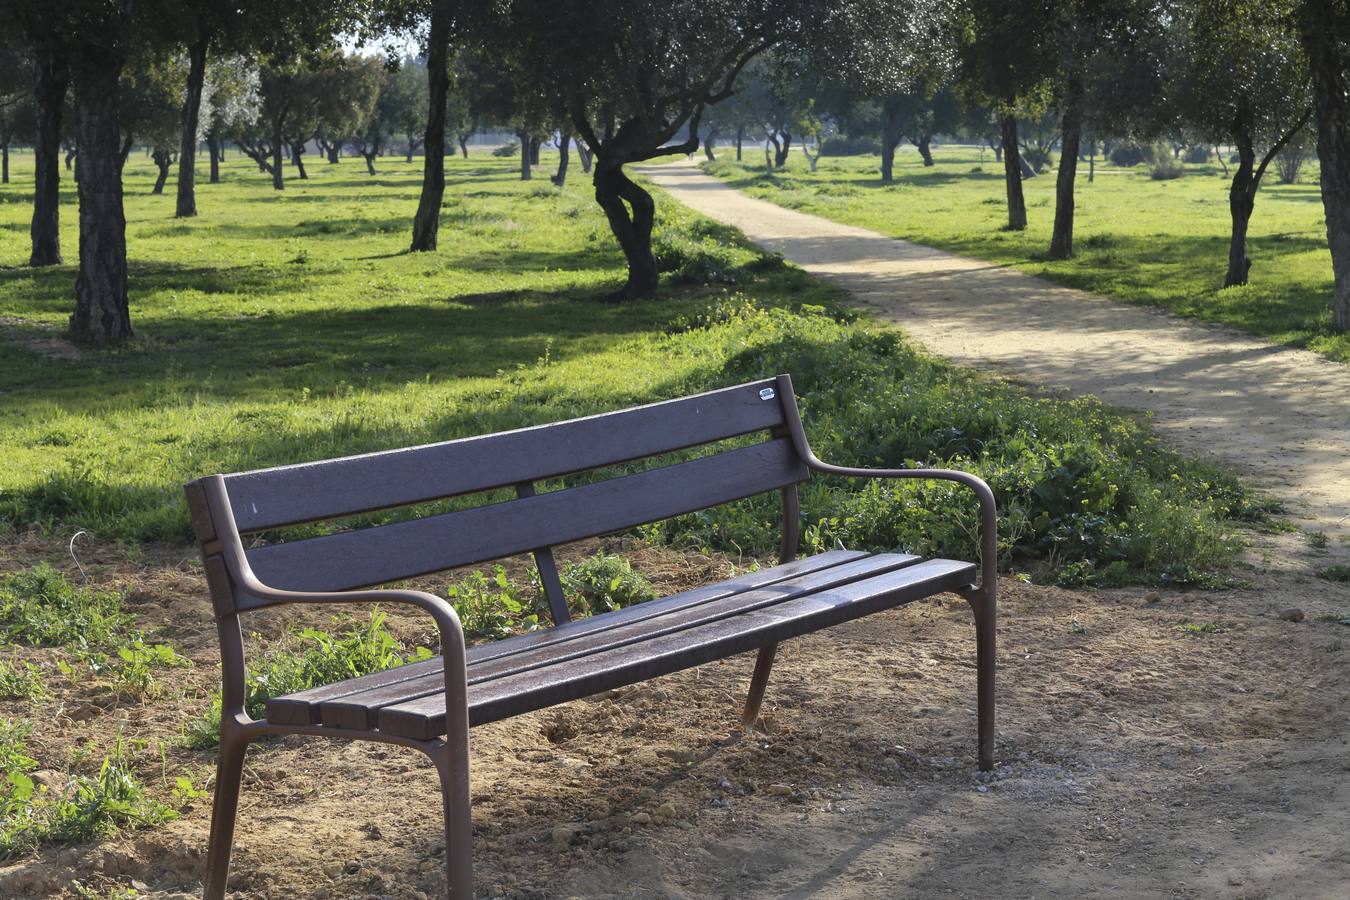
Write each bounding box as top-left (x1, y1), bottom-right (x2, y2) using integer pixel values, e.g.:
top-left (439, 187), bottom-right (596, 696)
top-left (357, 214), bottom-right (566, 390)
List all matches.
top-left (2, 532), bottom-right (1348, 899)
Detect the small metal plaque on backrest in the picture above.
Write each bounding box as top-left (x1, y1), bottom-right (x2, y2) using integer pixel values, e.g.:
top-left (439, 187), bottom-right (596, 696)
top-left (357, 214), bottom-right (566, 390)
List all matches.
top-left (759, 387), bottom-right (776, 401)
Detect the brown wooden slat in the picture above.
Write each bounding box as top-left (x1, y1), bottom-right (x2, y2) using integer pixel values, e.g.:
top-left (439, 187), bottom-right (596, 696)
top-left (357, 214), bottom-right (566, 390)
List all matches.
top-left (243, 439), bottom-right (807, 596)
top-left (313, 553), bottom-right (914, 730)
top-left (380, 558), bottom-right (977, 739)
top-left (264, 549), bottom-right (864, 726)
top-left (223, 379), bottom-right (786, 533)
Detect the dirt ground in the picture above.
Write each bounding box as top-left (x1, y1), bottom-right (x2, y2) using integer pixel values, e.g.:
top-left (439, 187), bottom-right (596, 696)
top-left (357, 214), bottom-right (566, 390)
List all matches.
top-left (2, 528), bottom-right (1348, 900)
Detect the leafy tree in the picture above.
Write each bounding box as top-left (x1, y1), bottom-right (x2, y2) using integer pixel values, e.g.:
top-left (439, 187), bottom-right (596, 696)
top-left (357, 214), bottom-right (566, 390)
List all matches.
top-left (385, 58), bottom-right (430, 161)
top-left (1176, 0), bottom-right (1311, 286)
top-left (501, 0), bottom-right (926, 299)
top-left (201, 55), bottom-right (261, 183)
top-left (13, 16), bottom-right (70, 267)
top-left (957, 0), bottom-right (1057, 230)
top-left (1294, 0), bottom-right (1350, 330)
top-left (0, 32), bottom-right (32, 185)
top-left (119, 50), bottom-right (186, 195)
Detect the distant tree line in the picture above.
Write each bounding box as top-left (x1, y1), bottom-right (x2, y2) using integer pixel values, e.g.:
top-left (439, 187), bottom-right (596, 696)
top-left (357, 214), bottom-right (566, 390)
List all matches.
top-left (1, 0), bottom-right (1348, 342)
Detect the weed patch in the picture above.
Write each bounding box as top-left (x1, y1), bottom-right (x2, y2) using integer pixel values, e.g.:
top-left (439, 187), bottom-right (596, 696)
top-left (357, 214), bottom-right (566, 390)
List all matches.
top-left (561, 553), bottom-right (658, 615)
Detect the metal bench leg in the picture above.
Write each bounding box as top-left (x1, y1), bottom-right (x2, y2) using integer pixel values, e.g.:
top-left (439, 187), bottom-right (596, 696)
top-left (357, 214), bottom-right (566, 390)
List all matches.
top-left (203, 727), bottom-right (250, 900)
top-left (967, 588), bottom-right (996, 772)
top-left (741, 642), bottom-right (778, 730)
top-left (432, 697), bottom-right (473, 898)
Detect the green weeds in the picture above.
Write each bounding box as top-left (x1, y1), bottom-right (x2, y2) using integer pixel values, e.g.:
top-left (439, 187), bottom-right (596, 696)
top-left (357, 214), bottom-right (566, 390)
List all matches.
top-left (561, 552), bottom-right (658, 615)
top-left (187, 610), bottom-right (430, 749)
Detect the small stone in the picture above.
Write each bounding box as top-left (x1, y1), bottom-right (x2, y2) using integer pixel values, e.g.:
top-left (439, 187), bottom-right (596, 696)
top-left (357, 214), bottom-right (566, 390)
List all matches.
top-left (1278, 607), bottom-right (1305, 622)
top-left (711, 799), bottom-right (731, 809)
top-left (975, 785), bottom-right (989, 793)
top-left (344, 861), bottom-right (362, 876)
top-left (656, 802), bottom-right (676, 819)
top-left (717, 777), bottom-right (733, 790)
top-left (130, 881), bottom-right (149, 892)
top-left (631, 812), bottom-right (652, 825)
top-left (766, 783), bottom-right (793, 796)
top-left (1143, 591), bottom-right (1161, 603)
top-left (551, 825), bottom-right (576, 845)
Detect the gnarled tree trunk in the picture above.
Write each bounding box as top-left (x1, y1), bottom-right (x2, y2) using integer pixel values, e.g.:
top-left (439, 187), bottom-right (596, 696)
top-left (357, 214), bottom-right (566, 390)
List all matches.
top-left (529, 136), bottom-right (541, 166)
top-left (30, 41), bottom-right (68, 266)
top-left (152, 148), bottom-right (173, 194)
top-left (457, 134), bottom-right (469, 158)
top-left (736, 127), bottom-right (743, 160)
top-left (70, 49), bottom-right (132, 344)
top-left (289, 140), bottom-right (307, 179)
top-left (411, 4), bottom-right (451, 252)
top-left (518, 130), bottom-right (532, 180)
top-left (175, 37), bottom-right (208, 217)
top-left (912, 135), bottom-right (934, 166)
top-left (773, 129), bottom-right (790, 167)
top-left (703, 128), bottom-right (717, 161)
top-left (1000, 112), bottom-right (1027, 230)
top-left (576, 139), bottom-right (592, 173)
top-left (1049, 76), bottom-right (1083, 259)
top-left (880, 102), bottom-right (902, 183)
top-left (268, 129), bottom-right (284, 190)
top-left (1224, 108), bottom-right (1311, 287)
top-left (552, 131), bottom-right (571, 186)
top-left (593, 162), bottom-right (656, 300)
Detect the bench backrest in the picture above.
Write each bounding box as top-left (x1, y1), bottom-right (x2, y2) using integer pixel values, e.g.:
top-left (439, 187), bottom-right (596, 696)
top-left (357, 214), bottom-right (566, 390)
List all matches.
top-left (186, 375), bottom-right (808, 624)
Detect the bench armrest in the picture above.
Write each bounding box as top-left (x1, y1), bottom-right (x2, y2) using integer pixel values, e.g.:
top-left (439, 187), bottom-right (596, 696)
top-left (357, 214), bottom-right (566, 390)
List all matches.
top-left (198, 474), bottom-right (468, 732)
top-left (803, 457), bottom-right (997, 595)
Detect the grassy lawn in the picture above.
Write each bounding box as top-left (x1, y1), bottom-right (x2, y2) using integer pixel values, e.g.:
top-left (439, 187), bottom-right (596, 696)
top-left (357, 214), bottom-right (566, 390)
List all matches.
top-left (703, 148), bottom-right (1348, 363)
top-left (0, 149), bottom-right (1268, 587)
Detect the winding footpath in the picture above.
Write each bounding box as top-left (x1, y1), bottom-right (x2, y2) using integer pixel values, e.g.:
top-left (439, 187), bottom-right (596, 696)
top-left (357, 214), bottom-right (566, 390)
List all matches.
top-left (641, 161), bottom-right (1350, 541)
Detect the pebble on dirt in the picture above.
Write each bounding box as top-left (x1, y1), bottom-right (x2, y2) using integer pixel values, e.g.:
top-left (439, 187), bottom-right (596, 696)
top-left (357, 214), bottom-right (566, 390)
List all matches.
top-left (1278, 607), bottom-right (1305, 622)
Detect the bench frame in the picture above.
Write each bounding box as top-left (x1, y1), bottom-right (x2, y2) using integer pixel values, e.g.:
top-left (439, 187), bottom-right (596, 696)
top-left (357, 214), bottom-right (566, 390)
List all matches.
top-left (186, 373), bottom-right (996, 898)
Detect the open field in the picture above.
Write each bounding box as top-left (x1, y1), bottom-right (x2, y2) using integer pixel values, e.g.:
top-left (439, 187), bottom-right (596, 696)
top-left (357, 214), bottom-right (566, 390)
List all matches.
top-left (703, 148), bottom-right (1349, 364)
top-left (1, 150), bottom-right (1347, 898)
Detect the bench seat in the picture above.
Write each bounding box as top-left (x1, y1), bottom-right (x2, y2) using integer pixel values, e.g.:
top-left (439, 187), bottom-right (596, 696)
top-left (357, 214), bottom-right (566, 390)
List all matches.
top-left (267, 549), bottom-right (976, 739)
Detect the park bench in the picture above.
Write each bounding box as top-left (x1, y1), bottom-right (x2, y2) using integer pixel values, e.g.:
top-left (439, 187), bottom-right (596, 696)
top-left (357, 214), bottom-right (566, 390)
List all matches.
top-left (185, 373), bottom-right (997, 898)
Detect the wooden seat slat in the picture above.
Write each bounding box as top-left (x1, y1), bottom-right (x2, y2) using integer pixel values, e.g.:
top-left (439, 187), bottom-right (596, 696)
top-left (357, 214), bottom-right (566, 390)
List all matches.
top-left (265, 549), bottom-right (866, 727)
top-left (225, 379), bottom-right (785, 533)
top-left (243, 438), bottom-right (807, 598)
top-left (306, 553), bottom-right (917, 730)
top-left (377, 558), bottom-right (977, 739)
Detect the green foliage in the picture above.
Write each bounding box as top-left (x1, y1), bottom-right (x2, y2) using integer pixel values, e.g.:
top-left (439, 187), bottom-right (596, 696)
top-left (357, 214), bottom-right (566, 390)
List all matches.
top-left (0, 565), bottom-right (131, 651)
top-left (561, 553), bottom-right (657, 615)
top-left (110, 641), bottom-right (191, 699)
top-left (1149, 149), bottom-right (1184, 181)
top-left (0, 734), bottom-right (176, 861)
top-left (492, 142), bottom-right (519, 157)
top-left (1175, 622), bottom-right (1222, 635)
top-left (0, 659), bottom-right (46, 701)
top-left (187, 610), bottom-right (430, 749)
top-left (446, 566), bottom-right (541, 641)
top-left (1317, 564), bottom-right (1350, 583)
top-left (1306, 530), bottom-right (1329, 549)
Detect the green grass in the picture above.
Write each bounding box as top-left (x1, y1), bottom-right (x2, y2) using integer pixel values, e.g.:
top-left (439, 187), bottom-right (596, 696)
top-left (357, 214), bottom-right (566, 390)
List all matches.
top-left (703, 148), bottom-right (1348, 363)
top-left (0, 150), bottom-right (1267, 587)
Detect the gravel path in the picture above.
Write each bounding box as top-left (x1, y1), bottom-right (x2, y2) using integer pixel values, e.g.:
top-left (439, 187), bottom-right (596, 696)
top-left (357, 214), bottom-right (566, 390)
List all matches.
top-left (642, 161), bottom-right (1350, 541)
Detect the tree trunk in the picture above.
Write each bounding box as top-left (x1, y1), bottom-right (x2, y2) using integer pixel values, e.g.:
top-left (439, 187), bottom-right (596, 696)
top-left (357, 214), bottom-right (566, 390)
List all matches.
top-left (987, 134), bottom-right (1002, 162)
top-left (70, 50), bottom-right (132, 344)
top-left (518, 130), bottom-right (532, 180)
top-left (880, 104), bottom-right (902, 183)
top-left (1225, 127), bottom-right (1257, 287)
top-left (913, 135), bottom-right (934, 166)
top-left (703, 129), bottom-right (717, 162)
top-left (411, 4), bottom-right (451, 252)
top-left (1, 142), bottom-right (8, 183)
top-left (593, 161), bottom-right (657, 300)
top-left (65, 145), bottom-right (77, 170)
top-left (576, 139), bottom-right (592, 172)
top-left (152, 149), bottom-right (172, 194)
top-left (1300, 6), bottom-right (1350, 330)
top-left (551, 131), bottom-right (571, 186)
top-left (290, 141), bottom-right (307, 179)
top-left (269, 129), bottom-right (284, 190)
top-left (736, 127), bottom-right (743, 160)
top-left (1049, 77), bottom-right (1083, 260)
top-left (406, 142), bottom-right (415, 163)
top-left (175, 37), bottom-right (208, 218)
top-left (363, 150), bottom-right (378, 176)
top-left (207, 133), bottom-right (221, 183)
top-left (30, 41), bottom-right (68, 266)
top-left (774, 130), bottom-right (791, 167)
top-left (1000, 112), bottom-right (1027, 230)
top-left (328, 142), bottom-right (340, 163)
top-left (458, 135), bottom-right (469, 158)
top-left (529, 136), bottom-right (541, 165)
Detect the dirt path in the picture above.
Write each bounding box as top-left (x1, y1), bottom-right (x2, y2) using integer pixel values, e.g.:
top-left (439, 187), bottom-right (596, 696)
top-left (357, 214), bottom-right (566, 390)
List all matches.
top-left (642, 162), bottom-right (1350, 544)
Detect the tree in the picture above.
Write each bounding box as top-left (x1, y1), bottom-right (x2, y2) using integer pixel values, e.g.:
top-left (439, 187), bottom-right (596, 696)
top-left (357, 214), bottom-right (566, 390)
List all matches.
top-left (1178, 0), bottom-right (1312, 287)
top-left (1294, 0), bottom-right (1350, 330)
top-left (14, 19), bottom-right (70, 266)
top-left (0, 33), bottom-right (32, 185)
top-left (120, 50), bottom-right (186, 195)
top-left (502, 0), bottom-right (922, 299)
top-left (958, 0), bottom-right (1057, 231)
top-left (386, 57), bottom-right (430, 161)
top-left (1047, 1), bottom-right (1168, 259)
top-left (202, 55), bottom-right (261, 183)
